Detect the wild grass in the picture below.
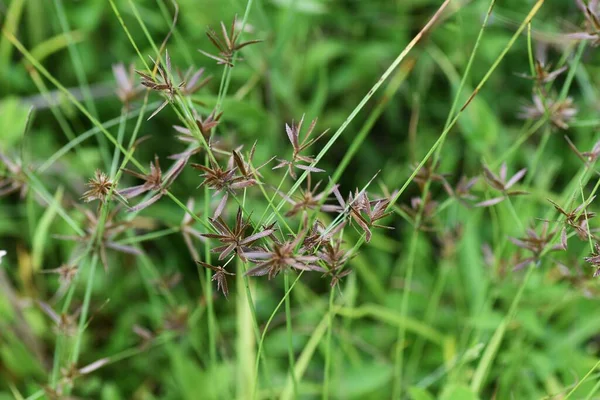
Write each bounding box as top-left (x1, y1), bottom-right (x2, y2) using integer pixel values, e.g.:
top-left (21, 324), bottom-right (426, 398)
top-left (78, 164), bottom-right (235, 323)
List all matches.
top-left (2, 0), bottom-right (600, 399)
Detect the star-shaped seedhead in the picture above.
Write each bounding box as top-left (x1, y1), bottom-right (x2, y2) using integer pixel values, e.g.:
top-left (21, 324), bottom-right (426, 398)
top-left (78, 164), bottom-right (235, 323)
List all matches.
top-left (37, 300), bottom-right (80, 337)
top-left (515, 59), bottom-right (567, 85)
top-left (548, 197), bottom-right (597, 241)
top-left (244, 231), bottom-right (321, 279)
top-left (314, 236), bottom-right (354, 288)
top-left (40, 263), bottom-right (78, 300)
top-left (121, 155), bottom-right (187, 212)
top-left (482, 242), bottom-right (522, 278)
top-left (443, 175), bottom-right (479, 208)
top-left (112, 63), bottom-right (142, 107)
top-left (476, 162), bottom-right (527, 207)
top-left (81, 169), bottom-right (118, 204)
top-left (135, 50), bottom-right (184, 120)
top-left (59, 358), bottom-right (110, 389)
top-left (53, 206), bottom-right (142, 272)
top-left (279, 173), bottom-right (342, 217)
top-left (202, 208), bottom-right (276, 262)
top-left (199, 14), bottom-right (262, 67)
top-left (332, 185), bottom-right (393, 242)
top-left (162, 306), bottom-right (189, 334)
top-left (518, 95), bottom-right (578, 130)
top-left (197, 260), bottom-right (235, 298)
top-left (400, 193), bottom-right (439, 231)
top-left (273, 115), bottom-right (328, 179)
top-left (43, 358), bottom-right (109, 398)
top-left (411, 159), bottom-right (451, 193)
top-left (567, 0), bottom-right (600, 47)
top-left (585, 242), bottom-right (600, 277)
top-left (438, 225), bottom-right (464, 259)
top-left (230, 142), bottom-right (273, 182)
top-left (171, 110), bottom-right (223, 160)
top-left (152, 272), bottom-right (182, 292)
top-left (176, 66), bottom-right (212, 96)
top-left (0, 151), bottom-right (29, 198)
top-left (191, 154), bottom-right (260, 218)
top-left (191, 157), bottom-right (256, 192)
top-left (565, 136), bottom-right (600, 173)
top-left (509, 221), bottom-right (567, 271)
top-left (301, 218), bottom-right (346, 253)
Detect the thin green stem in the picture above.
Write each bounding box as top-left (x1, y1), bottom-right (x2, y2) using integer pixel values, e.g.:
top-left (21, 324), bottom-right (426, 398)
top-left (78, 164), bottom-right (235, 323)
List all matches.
top-left (392, 229), bottom-right (419, 399)
top-left (284, 273), bottom-right (298, 397)
top-left (204, 154), bottom-right (217, 366)
top-left (470, 263), bottom-right (535, 393)
top-left (70, 254), bottom-right (99, 365)
top-left (252, 272), bottom-right (304, 400)
top-left (322, 287), bottom-right (336, 400)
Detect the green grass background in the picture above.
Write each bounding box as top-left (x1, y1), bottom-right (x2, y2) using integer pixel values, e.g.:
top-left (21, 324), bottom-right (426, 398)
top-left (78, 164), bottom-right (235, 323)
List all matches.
top-left (2, 0), bottom-right (600, 399)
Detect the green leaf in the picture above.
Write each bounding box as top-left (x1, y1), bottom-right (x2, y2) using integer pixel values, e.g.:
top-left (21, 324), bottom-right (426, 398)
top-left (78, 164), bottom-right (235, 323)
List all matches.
top-left (440, 384), bottom-right (480, 400)
top-left (335, 362), bottom-right (394, 398)
top-left (32, 186), bottom-right (63, 272)
top-left (409, 387), bottom-right (436, 400)
top-left (0, 97), bottom-right (31, 150)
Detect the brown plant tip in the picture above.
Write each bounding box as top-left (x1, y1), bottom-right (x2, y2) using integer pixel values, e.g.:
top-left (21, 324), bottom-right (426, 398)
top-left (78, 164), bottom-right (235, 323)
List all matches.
top-left (202, 207), bottom-right (275, 262)
top-left (121, 155), bottom-right (186, 212)
top-left (135, 49), bottom-right (184, 120)
top-left (198, 14), bottom-right (262, 67)
top-left (273, 115), bottom-right (328, 179)
top-left (518, 95), bottom-right (578, 130)
top-left (82, 169), bottom-right (115, 204)
top-left (197, 260), bottom-right (235, 298)
top-left (476, 162), bottom-right (527, 207)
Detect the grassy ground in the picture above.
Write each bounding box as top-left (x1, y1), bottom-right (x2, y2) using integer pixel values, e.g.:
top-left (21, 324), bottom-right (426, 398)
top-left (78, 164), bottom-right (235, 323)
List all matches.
top-left (2, 0), bottom-right (600, 398)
